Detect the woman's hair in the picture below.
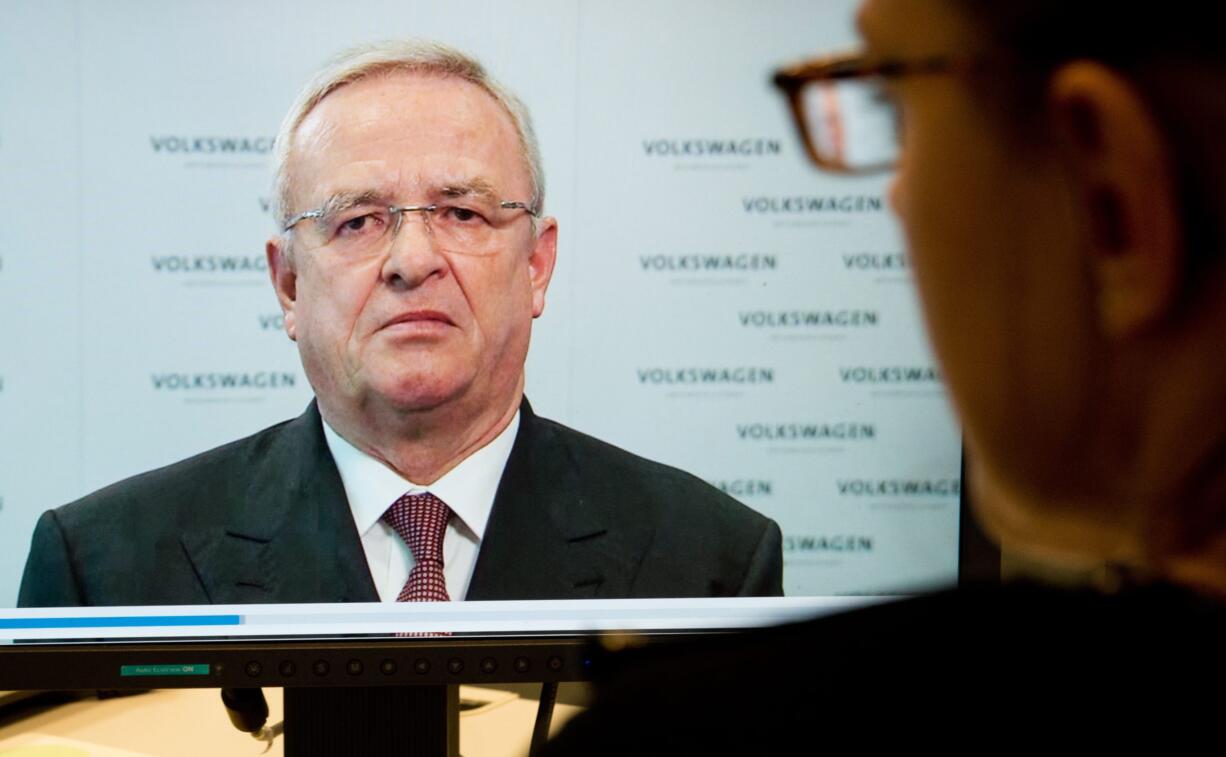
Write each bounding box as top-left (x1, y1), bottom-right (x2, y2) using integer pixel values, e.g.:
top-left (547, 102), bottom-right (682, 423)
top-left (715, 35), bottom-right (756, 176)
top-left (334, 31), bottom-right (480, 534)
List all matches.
top-left (950, 0), bottom-right (1224, 288)
top-left (951, 1), bottom-right (1226, 558)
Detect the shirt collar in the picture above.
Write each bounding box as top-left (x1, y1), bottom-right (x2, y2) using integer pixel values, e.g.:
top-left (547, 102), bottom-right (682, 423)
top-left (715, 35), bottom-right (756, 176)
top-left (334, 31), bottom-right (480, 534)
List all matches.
top-left (322, 410), bottom-right (520, 541)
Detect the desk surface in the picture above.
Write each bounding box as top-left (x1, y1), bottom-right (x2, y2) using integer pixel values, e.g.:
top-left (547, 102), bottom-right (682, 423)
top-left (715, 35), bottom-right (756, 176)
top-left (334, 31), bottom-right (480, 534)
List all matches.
top-left (0, 687), bottom-right (582, 756)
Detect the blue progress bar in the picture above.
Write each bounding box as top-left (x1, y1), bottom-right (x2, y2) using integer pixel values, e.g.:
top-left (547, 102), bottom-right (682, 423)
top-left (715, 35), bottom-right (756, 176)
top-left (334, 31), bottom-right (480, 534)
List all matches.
top-left (0, 615), bottom-right (242, 629)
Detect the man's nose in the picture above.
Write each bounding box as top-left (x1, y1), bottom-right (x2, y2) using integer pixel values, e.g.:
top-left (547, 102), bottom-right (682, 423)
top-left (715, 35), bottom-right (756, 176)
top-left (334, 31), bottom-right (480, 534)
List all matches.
top-left (381, 211), bottom-right (447, 289)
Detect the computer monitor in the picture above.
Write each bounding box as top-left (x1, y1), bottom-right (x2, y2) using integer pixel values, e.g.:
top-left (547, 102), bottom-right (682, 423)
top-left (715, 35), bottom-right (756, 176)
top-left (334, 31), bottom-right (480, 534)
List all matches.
top-left (0, 1), bottom-right (986, 754)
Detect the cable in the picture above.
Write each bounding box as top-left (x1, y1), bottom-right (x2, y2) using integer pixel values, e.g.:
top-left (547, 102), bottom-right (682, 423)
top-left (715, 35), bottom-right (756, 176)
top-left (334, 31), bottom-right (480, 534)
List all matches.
top-left (221, 687), bottom-right (283, 750)
top-left (529, 681), bottom-right (559, 756)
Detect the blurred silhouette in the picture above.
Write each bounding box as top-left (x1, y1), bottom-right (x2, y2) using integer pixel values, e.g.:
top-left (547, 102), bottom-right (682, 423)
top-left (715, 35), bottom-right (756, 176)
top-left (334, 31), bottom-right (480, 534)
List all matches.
top-left (544, 1), bottom-right (1226, 750)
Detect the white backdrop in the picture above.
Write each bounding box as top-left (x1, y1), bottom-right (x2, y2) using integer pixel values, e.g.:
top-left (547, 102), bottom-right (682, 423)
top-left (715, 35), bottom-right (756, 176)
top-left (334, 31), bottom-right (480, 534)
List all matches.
top-left (0, 0), bottom-right (962, 605)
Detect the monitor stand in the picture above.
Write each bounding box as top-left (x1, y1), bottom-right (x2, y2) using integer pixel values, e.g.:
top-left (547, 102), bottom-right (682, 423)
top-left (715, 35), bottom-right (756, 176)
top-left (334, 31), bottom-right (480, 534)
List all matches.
top-left (283, 684), bottom-right (458, 756)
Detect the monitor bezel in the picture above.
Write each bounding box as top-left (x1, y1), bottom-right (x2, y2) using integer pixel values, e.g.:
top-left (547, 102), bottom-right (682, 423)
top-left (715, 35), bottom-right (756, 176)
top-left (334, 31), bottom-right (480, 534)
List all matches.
top-left (0, 636), bottom-right (594, 690)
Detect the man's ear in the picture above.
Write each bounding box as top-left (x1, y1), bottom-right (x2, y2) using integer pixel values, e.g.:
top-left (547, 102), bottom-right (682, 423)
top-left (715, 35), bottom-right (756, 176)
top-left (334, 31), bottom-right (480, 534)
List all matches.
top-left (528, 217), bottom-right (558, 319)
top-left (266, 237), bottom-right (298, 341)
top-left (1048, 61), bottom-right (1183, 339)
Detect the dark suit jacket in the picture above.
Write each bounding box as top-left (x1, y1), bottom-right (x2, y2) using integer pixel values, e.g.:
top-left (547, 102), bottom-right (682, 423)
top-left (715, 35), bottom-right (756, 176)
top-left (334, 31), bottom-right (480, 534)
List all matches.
top-left (18, 399), bottom-right (782, 606)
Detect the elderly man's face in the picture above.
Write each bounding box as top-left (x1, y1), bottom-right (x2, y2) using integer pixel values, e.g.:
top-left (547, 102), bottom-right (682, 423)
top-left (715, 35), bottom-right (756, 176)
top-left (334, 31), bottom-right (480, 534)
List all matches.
top-left (270, 72), bottom-right (556, 425)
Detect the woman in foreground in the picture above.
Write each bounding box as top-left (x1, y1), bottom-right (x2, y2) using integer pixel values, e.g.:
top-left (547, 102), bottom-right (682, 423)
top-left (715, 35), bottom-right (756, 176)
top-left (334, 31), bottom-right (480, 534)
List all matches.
top-left (545, 0), bottom-right (1226, 749)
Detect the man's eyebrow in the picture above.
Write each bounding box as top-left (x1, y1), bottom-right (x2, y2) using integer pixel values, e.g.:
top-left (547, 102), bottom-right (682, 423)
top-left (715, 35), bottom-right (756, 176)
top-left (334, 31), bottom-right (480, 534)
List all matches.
top-left (437, 179), bottom-right (498, 200)
top-left (319, 189), bottom-right (387, 216)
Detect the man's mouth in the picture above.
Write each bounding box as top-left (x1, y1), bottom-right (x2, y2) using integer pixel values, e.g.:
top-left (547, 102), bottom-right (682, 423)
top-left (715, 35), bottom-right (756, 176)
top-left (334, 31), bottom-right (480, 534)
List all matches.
top-left (382, 310), bottom-right (456, 332)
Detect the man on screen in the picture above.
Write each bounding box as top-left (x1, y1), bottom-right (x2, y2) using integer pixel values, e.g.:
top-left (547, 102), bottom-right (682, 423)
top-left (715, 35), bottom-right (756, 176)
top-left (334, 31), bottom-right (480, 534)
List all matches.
top-left (18, 40), bottom-right (782, 607)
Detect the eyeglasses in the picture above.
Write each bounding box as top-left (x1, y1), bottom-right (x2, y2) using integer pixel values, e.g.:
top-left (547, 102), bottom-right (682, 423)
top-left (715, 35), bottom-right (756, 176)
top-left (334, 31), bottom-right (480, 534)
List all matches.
top-left (283, 194), bottom-right (540, 258)
top-left (772, 51), bottom-right (965, 173)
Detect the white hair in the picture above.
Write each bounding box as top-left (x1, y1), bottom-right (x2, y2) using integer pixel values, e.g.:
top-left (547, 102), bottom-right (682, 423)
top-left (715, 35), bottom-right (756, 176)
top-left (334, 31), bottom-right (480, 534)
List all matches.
top-left (270, 39), bottom-right (545, 230)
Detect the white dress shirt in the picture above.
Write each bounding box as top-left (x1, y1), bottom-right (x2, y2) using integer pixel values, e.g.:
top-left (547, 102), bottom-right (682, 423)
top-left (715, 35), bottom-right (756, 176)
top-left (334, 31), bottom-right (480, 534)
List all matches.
top-left (321, 411), bottom-right (520, 602)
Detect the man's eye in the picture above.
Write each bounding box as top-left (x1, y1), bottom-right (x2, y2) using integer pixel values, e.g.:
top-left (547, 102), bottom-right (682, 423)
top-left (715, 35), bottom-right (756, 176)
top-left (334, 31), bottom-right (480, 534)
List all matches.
top-left (443, 205), bottom-right (483, 223)
top-left (337, 213), bottom-right (381, 236)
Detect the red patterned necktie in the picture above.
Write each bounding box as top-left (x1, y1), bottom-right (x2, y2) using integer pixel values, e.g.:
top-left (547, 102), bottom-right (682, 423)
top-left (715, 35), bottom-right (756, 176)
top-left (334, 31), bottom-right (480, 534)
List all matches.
top-left (382, 491), bottom-right (453, 602)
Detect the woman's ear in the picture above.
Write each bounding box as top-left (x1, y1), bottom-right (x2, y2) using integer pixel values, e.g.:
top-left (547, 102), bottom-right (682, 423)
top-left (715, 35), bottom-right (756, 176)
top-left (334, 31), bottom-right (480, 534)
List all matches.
top-left (1049, 61), bottom-right (1183, 339)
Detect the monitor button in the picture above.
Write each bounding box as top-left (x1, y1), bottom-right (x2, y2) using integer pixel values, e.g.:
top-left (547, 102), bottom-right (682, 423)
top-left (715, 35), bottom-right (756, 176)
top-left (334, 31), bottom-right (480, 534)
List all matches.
top-left (480, 658), bottom-right (497, 674)
top-left (380, 659), bottom-right (398, 676)
top-left (513, 657), bottom-right (531, 674)
top-left (547, 656), bottom-right (564, 672)
top-left (312, 660), bottom-right (330, 677)
top-left (447, 658), bottom-right (464, 675)
top-left (244, 661), bottom-right (263, 678)
top-left (346, 660), bottom-right (364, 676)
top-left (278, 661), bottom-right (297, 677)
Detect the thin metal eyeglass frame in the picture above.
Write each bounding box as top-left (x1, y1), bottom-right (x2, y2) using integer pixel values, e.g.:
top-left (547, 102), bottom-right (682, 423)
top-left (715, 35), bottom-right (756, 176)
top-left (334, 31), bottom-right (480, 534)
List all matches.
top-left (772, 51), bottom-right (969, 173)
top-left (281, 200), bottom-right (540, 235)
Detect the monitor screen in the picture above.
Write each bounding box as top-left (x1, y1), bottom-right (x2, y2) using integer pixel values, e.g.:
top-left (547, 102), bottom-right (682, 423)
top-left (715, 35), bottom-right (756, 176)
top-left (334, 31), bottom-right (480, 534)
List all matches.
top-left (0, 0), bottom-right (964, 690)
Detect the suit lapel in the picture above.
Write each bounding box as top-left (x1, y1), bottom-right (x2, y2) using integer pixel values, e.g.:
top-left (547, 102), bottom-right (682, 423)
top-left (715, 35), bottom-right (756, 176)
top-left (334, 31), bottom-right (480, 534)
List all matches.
top-left (179, 398), bottom-right (643, 603)
top-left (466, 399), bottom-right (648, 600)
top-left (180, 402), bottom-right (379, 604)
